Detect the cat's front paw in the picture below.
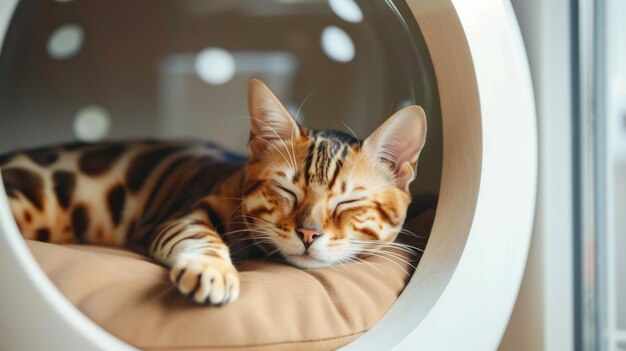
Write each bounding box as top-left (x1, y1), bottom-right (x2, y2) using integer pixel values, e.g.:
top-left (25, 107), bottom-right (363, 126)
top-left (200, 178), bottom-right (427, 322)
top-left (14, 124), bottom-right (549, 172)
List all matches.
top-left (170, 255), bottom-right (240, 305)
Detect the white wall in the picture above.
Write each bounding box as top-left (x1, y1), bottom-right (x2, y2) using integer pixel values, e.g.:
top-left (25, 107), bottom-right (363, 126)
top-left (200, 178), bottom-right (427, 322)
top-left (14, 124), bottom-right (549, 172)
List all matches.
top-left (500, 0), bottom-right (575, 350)
top-left (603, 0), bottom-right (626, 348)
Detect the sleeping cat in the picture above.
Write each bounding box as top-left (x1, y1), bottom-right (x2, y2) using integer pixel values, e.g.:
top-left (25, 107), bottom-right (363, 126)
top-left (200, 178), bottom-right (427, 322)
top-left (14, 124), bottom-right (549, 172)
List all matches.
top-left (0, 78), bottom-right (427, 306)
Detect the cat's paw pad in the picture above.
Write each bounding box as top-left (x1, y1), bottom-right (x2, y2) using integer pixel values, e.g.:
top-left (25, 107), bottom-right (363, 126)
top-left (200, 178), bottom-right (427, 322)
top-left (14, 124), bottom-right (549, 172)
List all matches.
top-left (170, 256), bottom-right (240, 305)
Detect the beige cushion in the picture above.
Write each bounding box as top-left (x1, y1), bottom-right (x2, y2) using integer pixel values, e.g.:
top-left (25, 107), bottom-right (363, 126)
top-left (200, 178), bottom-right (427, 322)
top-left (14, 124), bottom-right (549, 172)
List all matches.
top-left (26, 210), bottom-right (433, 351)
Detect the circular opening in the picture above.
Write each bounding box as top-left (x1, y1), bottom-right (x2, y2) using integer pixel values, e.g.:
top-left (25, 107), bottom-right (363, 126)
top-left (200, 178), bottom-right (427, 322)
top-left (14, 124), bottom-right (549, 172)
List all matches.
top-left (0, 0), bottom-right (454, 348)
top-left (0, 0), bottom-right (539, 350)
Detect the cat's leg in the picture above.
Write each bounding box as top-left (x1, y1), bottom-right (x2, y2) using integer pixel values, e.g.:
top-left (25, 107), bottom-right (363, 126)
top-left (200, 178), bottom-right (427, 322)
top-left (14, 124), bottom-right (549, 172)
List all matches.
top-left (149, 210), bottom-right (239, 305)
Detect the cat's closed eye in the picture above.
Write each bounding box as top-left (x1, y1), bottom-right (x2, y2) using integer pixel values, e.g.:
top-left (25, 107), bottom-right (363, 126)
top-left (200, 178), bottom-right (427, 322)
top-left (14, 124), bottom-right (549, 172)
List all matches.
top-left (273, 182), bottom-right (298, 205)
top-left (333, 197), bottom-right (367, 216)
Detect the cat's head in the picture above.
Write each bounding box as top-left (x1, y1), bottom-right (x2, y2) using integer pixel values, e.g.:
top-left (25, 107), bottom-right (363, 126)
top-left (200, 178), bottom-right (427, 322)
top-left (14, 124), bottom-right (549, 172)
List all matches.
top-left (242, 78), bottom-right (427, 268)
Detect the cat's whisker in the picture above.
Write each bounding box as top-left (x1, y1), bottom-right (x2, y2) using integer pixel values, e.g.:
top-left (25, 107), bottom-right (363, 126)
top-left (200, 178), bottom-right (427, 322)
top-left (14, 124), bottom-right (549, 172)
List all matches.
top-left (218, 222), bottom-right (275, 238)
top-left (225, 201), bottom-right (247, 223)
top-left (249, 135), bottom-right (294, 174)
top-left (206, 201), bottom-right (247, 234)
top-left (235, 214), bottom-right (284, 229)
top-left (230, 230), bottom-right (274, 240)
top-left (227, 233), bottom-right (272, 244)
top-left (251, 135), bottom-right (295, 174)
top-left (220, 225), bottom-right (270, 234)
top-left (237, 115), bottom-right (285, 157)
top-left (345, 147), bottom-right (366, 186)
top-left (229, 218), bottom-right (275, 231)
top-left (288, 84), bottom-right (322, 170)
top-left (269, 138), bottom-right (298, 175)
top-left (260, 247), bottom-right (282, 261)
top-left (332, 257), bottom-right (352, 273)
top-left (336, 250), bottom-right (393, 276)
top-left (354, 257), bottom-right (386, 276)
top-left (326, 262), bottom-right (341, 272)
top-left (398, 228), bottom-right (429, 239)
top-left (221, 225), bottom-right (276, 242)
top-left (338, 253), bottom-right (385, 275)
top-left (347, 242), bottom-right (418, 263)
top-left (294, 84), bottom-right (322, 125)
top-left (231, 237), bottom-right (276, 254)
top-left (219, 228), bottom-right (255, 237)
top-left (396, 231), bottom-right (423, 239)
top-left (358, 249), bottom-right (417, 269)
top-left (349, 250), bottom-right (413, 277)
top-left (376, 256), bottom-right (413, 277)
top-left (290, 124), bottom-right (298, 175)
top-left (221, 220), bottom-right (274, 228)
top-left (336, 259), bottom-right (356, 274)
top-left (347, 239), bottom-right (423, 254)
top-left (341, 121), bottom-right (366, 185)
top-left (345, 243), bottom-right (420, 267)
top-left (366, 247), bottom-right (417, 261)
top-left (380, 242), bottom-right (424, 254)
top-left (246, 116), bottom-right (298, 172)
top-left (370, 244), bottom-right (422, 256)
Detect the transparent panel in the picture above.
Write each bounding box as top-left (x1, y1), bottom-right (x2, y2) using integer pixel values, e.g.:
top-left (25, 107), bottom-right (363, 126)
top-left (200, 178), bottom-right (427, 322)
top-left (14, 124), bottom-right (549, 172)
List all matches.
top-left (0, 0), bottom-right (442, 197)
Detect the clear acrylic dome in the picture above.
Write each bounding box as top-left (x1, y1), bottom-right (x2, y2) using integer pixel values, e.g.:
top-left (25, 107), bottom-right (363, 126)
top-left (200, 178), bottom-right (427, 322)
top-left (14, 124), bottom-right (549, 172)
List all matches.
top-left (0, 0), bottom-right (442, 198)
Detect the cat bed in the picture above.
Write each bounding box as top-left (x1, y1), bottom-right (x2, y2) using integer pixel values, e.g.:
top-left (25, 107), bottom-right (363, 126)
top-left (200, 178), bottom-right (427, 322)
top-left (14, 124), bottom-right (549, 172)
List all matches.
top-left (25, 210), bottom-right (433, 351)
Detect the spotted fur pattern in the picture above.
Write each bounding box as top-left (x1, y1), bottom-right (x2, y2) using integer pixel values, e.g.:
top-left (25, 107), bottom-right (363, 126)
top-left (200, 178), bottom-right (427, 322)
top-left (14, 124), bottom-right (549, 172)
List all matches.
top-left (0, 79), bottom-right (427, 305)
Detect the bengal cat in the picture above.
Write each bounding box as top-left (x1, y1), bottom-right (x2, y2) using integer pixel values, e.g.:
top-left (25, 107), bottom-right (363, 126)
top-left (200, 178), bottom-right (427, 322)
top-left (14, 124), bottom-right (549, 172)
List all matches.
top-left (0, 78), bottom-right (427, 306)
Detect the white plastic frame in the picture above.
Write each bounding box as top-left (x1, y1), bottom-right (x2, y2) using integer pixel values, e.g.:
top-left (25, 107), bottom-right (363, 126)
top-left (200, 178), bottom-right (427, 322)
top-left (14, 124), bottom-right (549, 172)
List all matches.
top-left (347, 1), bottom-right (536, 349)
top-left (0, 0), bottom-right (536, 350)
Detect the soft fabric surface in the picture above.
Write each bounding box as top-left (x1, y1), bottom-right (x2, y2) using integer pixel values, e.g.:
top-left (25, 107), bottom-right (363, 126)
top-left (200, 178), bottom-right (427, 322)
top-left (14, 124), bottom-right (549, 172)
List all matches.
top-left (26, 210), bottom-right (433, 351)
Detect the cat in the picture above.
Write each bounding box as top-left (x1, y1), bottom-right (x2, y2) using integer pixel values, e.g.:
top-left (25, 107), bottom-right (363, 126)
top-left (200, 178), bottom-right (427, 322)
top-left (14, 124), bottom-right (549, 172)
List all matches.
top-left (0, 78), bottom-right (427, 306)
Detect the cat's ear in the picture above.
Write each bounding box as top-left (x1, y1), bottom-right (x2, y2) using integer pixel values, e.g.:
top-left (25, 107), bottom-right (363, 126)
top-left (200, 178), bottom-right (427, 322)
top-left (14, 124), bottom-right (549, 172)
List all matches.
top-left (363, 105), bottom-right (427, 189)
top-left (247, 78), bottom-right (301, 161)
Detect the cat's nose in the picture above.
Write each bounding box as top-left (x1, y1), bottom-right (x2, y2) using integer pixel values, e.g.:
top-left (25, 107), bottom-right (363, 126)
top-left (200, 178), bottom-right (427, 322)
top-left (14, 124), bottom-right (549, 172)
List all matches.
top-left (296, 227), bottom-right (322, 249)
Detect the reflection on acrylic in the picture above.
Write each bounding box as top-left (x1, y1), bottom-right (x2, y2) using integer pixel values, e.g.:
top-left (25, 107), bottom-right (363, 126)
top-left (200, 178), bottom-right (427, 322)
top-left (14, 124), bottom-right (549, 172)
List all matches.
top-left (47, 23), bottom-right (84, 60)
top-left (195, 47), bottom-right (237, 85)
top-left (321, 26), bottom-right (355, 63)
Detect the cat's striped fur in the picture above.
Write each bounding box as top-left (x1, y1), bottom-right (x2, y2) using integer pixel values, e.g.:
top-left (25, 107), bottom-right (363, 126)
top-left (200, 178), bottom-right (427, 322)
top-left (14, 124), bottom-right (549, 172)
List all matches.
top-left (0, 79), bottom-right (427, 305)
